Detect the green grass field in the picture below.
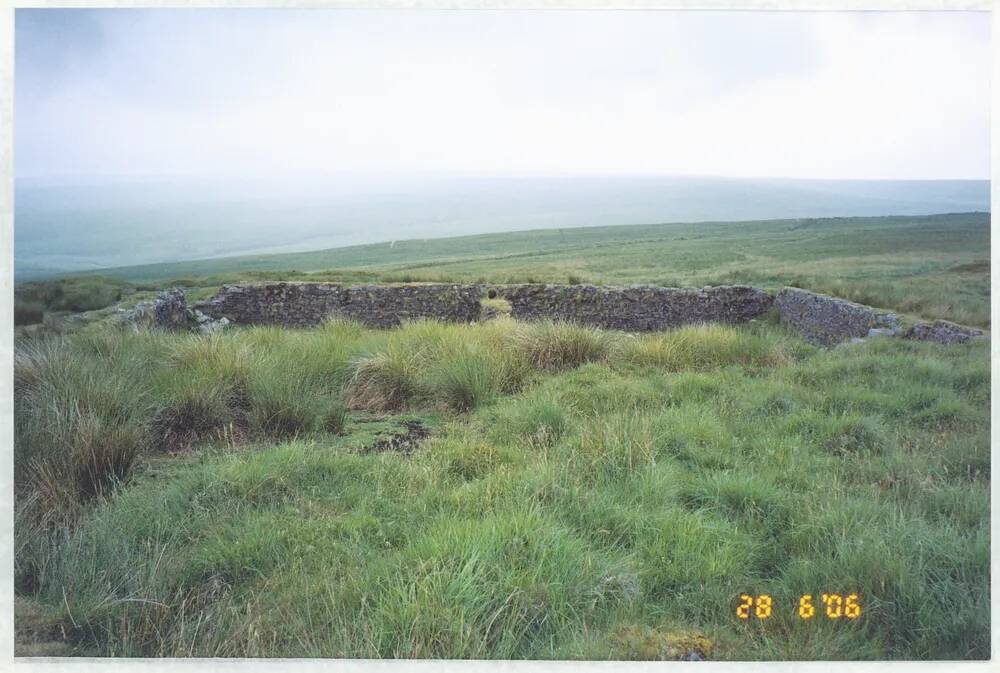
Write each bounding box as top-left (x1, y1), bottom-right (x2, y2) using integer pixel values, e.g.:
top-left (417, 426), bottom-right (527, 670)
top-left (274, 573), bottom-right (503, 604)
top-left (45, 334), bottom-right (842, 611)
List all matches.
top-left (13, 212), bottom-right (990, 660)
top-left (36, 211), bottom-right (989, 327)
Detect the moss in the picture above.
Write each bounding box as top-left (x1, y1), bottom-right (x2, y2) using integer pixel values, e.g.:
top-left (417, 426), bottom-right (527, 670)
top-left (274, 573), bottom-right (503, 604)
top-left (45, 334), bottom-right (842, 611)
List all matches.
top-left (610, 624), bottom-right (713, 660)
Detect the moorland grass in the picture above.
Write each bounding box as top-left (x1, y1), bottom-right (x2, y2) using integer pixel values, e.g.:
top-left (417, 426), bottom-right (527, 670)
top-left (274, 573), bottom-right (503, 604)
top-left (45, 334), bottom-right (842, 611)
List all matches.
top-left (12, 316), bottom-right (990, 660)
top-left (50, 212), bottom-right (990, 328)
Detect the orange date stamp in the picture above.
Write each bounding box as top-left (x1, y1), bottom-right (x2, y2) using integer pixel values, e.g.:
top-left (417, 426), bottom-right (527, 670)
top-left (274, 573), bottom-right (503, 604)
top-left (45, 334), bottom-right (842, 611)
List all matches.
top-left (735, 593), bottom-right (862, 620)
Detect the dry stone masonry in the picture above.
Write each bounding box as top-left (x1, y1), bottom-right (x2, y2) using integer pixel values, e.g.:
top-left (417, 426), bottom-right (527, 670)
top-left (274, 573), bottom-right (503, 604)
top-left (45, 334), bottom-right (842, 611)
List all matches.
top-left (144, 282), bottom-right (983, 347)
top-left (773, 287), bottom-right (900, 346)
top-left (191, 282), bottom-right (482, 328)
top-left (499, 284), bottom-right (774, 331)
top-left (901, 320), bottom-right (983, 345)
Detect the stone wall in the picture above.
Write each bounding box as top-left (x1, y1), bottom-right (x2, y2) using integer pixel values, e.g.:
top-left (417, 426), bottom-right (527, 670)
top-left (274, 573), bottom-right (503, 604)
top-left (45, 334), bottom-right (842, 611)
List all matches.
top-left (902, 320), bottom-right (983, 345)
top-left (495, 284), bottom-right (774, 331)
top-left (183, 282), bottom-right (982, 346)
top-left (773, 287), bottom-right (898, 345)
top-left (192, 282), bottom-right (482, 328)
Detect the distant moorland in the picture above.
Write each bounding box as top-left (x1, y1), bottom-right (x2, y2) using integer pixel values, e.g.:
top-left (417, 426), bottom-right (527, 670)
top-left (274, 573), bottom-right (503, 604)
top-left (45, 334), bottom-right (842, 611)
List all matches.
top-left (14, 176), bottom-right (989, 280)
top-left (16, 211), bottom-right (991, 329)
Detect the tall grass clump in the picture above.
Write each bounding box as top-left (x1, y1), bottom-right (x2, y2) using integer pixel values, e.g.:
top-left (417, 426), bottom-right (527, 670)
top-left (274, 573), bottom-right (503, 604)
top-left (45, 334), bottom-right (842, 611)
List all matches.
top-left (428, 354), bottom-right (499, 412)
top-left (166, 332), bottom-right (256, 392)
top-left (510, 321), bottom-right (616, 372)
top-left (480, 394), bottom-right (570, 449)
top-left (623, 324), bottom-right (790, 371)
top-left (322, 399), bottom-right (349, 435)
top-left (249, 378), bottom-right (328, 438)
top-left (146, 334), bottom-right (258, 450)
top-left (149, 380), bottom-right (241, 452)
top-left (345, 319), bottom-right (465, 411)
top-left (347, 344), bottom-right (419, 412)
top-left (14, 335), bottom-right (150, 523)
top-left (426, 342), bottom-right (532, 413)
top-left (346, 319), bottom-right (533, 413)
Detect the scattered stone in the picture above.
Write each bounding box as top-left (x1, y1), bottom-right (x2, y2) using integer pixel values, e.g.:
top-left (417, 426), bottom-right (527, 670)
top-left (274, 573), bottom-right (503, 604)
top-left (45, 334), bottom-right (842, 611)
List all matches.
top-left (118, 300), bottom-right (156, 332)
top-left (867, 327), bottom-right (897, 338)
top-left (903, 320), bottom-right (983, 345)
top-left (193, 309), bottom-right (230, 334)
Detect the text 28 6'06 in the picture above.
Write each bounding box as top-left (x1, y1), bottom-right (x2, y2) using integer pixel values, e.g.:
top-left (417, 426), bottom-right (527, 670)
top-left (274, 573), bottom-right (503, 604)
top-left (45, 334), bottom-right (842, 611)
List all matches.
top-left (736, 594), bottom-right (862, 620)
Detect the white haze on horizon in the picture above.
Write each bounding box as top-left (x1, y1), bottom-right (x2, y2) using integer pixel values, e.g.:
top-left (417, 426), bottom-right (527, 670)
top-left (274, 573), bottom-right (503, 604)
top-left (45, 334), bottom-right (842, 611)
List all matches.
top-left (16, 9), bottom-right (991, 186)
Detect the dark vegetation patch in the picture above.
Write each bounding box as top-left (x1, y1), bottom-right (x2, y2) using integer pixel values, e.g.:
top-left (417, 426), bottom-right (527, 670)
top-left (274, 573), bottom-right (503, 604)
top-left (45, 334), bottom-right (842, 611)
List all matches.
top-left (610, 624), bottom-right (713, 661)
top-left (15, 276), bottom-right (137, 322)
top-left (362, 420), bottom-right (431, 455)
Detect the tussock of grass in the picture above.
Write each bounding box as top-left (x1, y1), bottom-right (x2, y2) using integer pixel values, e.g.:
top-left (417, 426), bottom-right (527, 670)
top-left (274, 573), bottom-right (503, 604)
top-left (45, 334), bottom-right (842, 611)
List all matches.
top-left (345, 320), bottom-right (533, 413)
top-left (247, 377), bottom-right (327, 438)
top-left (365, 507), bottom-right (631, 658)
top-left (509, 320), bottom-right (616, 372)
top-left (572, 412), bottom-right (658, 482)
top-left (167, 333), bottom-right (255, 389)
top-left (150, 381), bottom-right (243, 452)
top-left (480, 395), bottom-right (570, 450)
top-left (347, 347), bottom-right (418, 412)
top-left (14, 338), bottom-right (149, 522)
top-left (428, 354), bottom-right (498, 412)
top-left (652, 405), bottom-right (735, 469)
top-left (323, 400), bottom-right (349, 435)
top-left (623, 324), bottom-right (791, 371)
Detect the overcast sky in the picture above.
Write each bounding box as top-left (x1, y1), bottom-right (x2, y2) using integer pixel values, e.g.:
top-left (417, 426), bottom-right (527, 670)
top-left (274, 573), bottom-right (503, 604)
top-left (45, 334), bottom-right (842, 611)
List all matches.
top-left (15, 9), bottom-right (991, 183)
